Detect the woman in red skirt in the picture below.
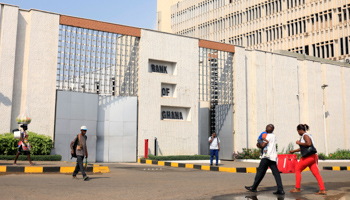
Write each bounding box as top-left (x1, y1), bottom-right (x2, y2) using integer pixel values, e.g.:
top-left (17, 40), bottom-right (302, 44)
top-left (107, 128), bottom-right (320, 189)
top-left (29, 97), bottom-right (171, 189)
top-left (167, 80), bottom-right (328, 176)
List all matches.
top-left (289, 124), bottom-right (326, 195)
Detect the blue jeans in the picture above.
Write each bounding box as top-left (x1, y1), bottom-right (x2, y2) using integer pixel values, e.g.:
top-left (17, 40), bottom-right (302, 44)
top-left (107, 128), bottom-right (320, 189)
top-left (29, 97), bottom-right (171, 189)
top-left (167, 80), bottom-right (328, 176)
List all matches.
top-left (210, 149), bottom-right (219, 165)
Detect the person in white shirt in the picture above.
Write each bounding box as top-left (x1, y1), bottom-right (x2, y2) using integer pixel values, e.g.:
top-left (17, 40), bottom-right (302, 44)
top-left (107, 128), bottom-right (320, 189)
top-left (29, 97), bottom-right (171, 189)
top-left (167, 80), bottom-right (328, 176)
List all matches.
top-left (208, 132), bottom-right (220, 166)
top-left (245, 124), bottom-right (285, 195)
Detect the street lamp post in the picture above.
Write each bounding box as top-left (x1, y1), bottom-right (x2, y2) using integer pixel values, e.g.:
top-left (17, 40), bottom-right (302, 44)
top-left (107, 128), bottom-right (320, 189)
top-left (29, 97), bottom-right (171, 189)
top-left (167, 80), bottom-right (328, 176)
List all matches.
top-left (321, 84), bottom-right (328, 155)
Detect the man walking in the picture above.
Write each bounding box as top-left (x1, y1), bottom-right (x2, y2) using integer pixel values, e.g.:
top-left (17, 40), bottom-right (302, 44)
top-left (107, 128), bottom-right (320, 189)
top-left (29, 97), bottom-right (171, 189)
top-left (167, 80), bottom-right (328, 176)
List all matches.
top-left (245, 124), bottom-right (285, 195)
top-left (209, 132), bottom-right (220, 166)
top-left (71, 126), bottom-right (89, 181)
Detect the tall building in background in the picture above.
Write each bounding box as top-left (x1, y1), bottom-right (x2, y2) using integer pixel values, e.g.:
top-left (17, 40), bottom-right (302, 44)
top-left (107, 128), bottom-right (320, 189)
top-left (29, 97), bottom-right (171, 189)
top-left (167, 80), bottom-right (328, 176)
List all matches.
top-left (157, 0), bottom-right (350, 61)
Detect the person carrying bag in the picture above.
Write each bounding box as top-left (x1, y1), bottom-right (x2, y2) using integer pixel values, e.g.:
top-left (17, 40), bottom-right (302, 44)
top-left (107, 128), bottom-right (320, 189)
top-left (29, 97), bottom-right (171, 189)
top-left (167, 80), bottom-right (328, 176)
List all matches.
top-left (289, 124), bottom-right (326, 195)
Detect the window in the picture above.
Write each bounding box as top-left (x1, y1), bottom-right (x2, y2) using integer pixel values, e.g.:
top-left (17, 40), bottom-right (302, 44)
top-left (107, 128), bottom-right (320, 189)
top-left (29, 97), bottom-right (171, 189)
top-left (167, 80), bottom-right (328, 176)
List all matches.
top-left (330, 43), bottom-right (334, 57)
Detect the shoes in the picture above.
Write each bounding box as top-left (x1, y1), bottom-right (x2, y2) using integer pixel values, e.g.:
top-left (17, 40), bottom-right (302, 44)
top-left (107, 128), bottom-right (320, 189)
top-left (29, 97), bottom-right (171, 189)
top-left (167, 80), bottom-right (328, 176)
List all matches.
top-left (273, 190), bottom-right (285, 195)
top-left (289, 188), bottom-right (301, 193)
top-left (83, 176), bottom-right (89, 181)
top-left (210, 164), bottom-right (213, 166)
top-left (245, 186), bottom-right (257, 192)
top-left (72, 176), bottom-right (79, 180)
top-left (315, 190), bottom-right (326, 195)
top-left (215, 164), bottom-right (218, 166)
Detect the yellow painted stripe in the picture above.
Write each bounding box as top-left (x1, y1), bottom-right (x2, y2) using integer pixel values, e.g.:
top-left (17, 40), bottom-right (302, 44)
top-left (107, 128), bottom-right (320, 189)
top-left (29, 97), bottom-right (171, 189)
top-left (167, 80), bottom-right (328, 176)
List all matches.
top-left (138, 158), bottom-right (140, 163)
top-left (219, 167), bottom-right (229, 172)
top-left (93, 164), bottom-right (100, 167)
top-left (60, 167), bottom-right (75, 173)
top-left (347, 166), bottom-right (350, 171)
top-left (303, 167), bottom-right (310, 171)
top-left (227, 168), bottom-right (237, 173)
top-left (201, 165), bottom-right (210, 171)
top-left (246, 167), bottom-right (257, 173)
top-left (146, 160), bottom-right (152, 164)
top-left (158, 161), bottom-right (165, 166)
top-left (0, 166), bottom-right (6, 172)
top-left (93, 166), bottom-right (110, 173)
top-left (185, 164), bottom-right (193, 168)
top-left (333, 166), bottom-right (340, 171)
top-left (25, 167), bottom-right (43, 173)
top-left (171, 162), bottom-right (178, 167)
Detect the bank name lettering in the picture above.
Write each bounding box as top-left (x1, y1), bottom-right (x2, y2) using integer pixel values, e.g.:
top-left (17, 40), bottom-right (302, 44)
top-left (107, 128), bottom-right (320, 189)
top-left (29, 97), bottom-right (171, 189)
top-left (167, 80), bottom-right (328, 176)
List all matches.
top-left (151, 64), bottom-right (168, 74)
top-left (162, 111), bottom-right (183, 120)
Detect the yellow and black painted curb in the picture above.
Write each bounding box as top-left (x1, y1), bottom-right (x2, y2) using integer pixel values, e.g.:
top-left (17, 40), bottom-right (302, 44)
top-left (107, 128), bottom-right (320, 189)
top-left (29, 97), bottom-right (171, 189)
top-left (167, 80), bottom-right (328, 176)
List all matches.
top-left (138, 159), bottom-right (258, 173)
top-left (0, 165), bottom-right (110, 174)
top-left (323, 166), bottom-right (350, 171)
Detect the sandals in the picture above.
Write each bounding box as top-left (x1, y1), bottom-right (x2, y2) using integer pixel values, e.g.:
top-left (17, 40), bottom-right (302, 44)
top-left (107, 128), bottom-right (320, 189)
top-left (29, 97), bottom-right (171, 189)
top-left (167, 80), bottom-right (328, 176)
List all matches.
top-left (289, 188), bottom-right (326, 195)
top-left (315, 190), bottom-right (326, 195)
top-left (289, 188), bottom-right (301, 193)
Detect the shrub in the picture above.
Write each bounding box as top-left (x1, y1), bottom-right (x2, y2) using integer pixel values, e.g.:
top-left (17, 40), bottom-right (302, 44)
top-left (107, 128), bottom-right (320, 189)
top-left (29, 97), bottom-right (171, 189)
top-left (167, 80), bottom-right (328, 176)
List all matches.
top-left (148, 155), bottom-right (210, 161)
top-left (0, 132), bottom-right (53, 155)
top-left (233, 148), bottom-right (261, 160)
top-left (317, 153), bottom-right (327, 160)
top-left (327, 149), bottom-right (350, 160)
top-left (0, 155), bottom-right (61, 161)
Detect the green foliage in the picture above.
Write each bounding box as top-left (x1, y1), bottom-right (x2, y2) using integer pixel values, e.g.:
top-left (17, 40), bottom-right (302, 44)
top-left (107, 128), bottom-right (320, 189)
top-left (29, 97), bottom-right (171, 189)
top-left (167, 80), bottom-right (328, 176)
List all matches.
top-left (0, 133), bottom-right (19, 155)
top-left (0, 132), bottom-right (53, 155)
top-left (317, 153), bottom-right (327, 160)
top-left (232, 148), bottom-right (261, 160)
top-left (0, 155), bottom-right (61, 161)
top-left (278, 142), bottom-right (295, 154)
top-left (27, 132), bottom-right (53, 155)
top-left (148, 155), bottom-right (211, 161)
top-left (327, 149), bottom-right (350, 159)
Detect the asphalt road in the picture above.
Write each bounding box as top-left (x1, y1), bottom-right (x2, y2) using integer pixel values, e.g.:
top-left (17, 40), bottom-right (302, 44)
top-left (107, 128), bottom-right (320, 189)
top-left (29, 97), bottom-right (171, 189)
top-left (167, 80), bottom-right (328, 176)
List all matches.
top-left (1, 163), bottom-right (350, 200)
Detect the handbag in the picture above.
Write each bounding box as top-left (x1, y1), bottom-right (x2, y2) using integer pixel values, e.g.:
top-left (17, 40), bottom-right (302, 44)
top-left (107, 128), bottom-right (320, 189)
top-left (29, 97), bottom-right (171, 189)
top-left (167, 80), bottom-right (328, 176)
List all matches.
top-left (300, 144), bottom-right (317, 157)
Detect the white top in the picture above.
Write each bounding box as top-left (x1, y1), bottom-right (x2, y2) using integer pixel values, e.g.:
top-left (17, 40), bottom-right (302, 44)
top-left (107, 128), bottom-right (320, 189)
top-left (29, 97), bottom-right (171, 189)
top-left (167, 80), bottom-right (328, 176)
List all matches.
top-left (209, 137), bottom-right (220, 150)
top-left (300, 132), bottom-right (315, 145)
top-left (261, 133), bottom-right (278, 162)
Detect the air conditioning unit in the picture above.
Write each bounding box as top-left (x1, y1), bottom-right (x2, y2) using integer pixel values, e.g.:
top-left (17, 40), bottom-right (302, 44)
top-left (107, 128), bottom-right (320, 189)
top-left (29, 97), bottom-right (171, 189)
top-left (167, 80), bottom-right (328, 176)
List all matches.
top-left (346, 57), bottom-right (350, 64)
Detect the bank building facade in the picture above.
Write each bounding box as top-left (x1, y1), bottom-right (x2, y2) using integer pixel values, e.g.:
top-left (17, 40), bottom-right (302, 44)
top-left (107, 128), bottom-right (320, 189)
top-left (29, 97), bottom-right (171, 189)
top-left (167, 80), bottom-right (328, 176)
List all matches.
top-left (0, 3), bottom-right (350, 162)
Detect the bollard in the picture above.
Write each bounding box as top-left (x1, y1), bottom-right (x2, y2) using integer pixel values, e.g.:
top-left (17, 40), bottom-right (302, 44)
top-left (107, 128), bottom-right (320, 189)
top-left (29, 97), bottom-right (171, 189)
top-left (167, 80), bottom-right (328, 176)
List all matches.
top-left (154, 137), bottom-right (157, 156)
top-left (145, 139), bottom-right (149, 159)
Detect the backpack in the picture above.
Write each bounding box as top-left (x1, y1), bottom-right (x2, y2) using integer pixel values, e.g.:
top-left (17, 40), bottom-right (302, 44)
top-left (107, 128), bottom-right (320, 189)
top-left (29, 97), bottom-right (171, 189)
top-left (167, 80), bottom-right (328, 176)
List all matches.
top-left (71, 134), bottom-right (87, 159)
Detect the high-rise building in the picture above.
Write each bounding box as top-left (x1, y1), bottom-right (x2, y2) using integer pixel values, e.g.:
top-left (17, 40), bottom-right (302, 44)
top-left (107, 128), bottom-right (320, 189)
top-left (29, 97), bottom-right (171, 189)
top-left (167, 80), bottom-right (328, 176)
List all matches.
top-left (157, 0), bottom-right (350, 61)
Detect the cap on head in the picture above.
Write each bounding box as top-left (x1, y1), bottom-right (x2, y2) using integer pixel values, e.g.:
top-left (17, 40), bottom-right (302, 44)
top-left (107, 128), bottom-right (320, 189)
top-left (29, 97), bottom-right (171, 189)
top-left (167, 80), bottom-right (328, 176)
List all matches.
top-left (80, 126), bottom-right (87, 131)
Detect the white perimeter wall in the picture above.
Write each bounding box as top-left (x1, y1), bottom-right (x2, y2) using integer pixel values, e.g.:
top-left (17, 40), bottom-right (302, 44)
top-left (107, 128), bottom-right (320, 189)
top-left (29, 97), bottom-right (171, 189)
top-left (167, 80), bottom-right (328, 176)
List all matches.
top-left (0, 4), bottom-right (59, 139)
top-left (233, 47), bottom-right (350, 154)
top-left (138, 29), bottom-right (199, 156)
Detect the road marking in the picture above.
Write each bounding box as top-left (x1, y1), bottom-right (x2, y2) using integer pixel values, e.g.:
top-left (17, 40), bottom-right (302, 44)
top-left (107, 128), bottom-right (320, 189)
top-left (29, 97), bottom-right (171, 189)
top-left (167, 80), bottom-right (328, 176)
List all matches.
top-left (333, 166), bottom-right (340, 171)
top-left (0, 166), bottom-right (6, 172)
top-left (25, 167), bottom-right (43, 173)
top-left (246, 167), bottom-right (257, 173)
top-left (60, 167), bottom-right (75, 173)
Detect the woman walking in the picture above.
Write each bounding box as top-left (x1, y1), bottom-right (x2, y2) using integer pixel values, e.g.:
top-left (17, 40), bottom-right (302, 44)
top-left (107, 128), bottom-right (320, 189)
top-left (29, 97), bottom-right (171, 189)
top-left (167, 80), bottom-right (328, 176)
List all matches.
top-left (289, 124), bottom-right (326, 195)
top-left (13, 124), bottom-right (34, 165)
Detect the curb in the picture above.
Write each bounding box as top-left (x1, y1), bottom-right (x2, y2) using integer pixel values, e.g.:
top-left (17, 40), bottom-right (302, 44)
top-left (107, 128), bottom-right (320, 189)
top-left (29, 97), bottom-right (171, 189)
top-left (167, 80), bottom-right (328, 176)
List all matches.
top-left (138, 159), bottom-right (258, 173)
top-left (323, 166), bottom-right (350, 171)
top-left (0, 165), bottom-right (110, 174)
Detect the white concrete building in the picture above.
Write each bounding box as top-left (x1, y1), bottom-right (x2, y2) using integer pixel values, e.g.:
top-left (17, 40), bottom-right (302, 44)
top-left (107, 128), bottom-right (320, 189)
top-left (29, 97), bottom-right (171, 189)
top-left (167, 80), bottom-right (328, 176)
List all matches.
top-left (0, 3), bottom-right (349, 162)
top-left (157, 0), bottom-right (350, 61)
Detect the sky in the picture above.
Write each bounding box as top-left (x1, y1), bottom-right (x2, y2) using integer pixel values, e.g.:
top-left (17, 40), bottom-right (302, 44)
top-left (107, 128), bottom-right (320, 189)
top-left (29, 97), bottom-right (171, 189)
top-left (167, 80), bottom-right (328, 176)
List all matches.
top-left (1, 0), bottom-right (158, 29)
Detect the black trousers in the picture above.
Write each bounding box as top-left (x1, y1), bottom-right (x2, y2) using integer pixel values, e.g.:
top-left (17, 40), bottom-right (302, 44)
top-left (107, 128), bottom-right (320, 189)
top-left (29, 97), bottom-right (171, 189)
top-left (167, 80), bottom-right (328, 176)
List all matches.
top-left (73, 155), bottom-right (86, 177)
top-left (252, 158), bottom-right (283, 191)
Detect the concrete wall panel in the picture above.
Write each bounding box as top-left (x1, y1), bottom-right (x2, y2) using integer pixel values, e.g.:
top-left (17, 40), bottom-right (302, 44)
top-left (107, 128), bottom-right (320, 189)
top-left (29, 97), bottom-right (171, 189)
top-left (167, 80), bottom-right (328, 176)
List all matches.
top-left (53, 91), bottom-right (98, 162)
top-left (138, 29), bottom-right (199, 156)
top-left (0, 5), bottom-right (18, 133)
